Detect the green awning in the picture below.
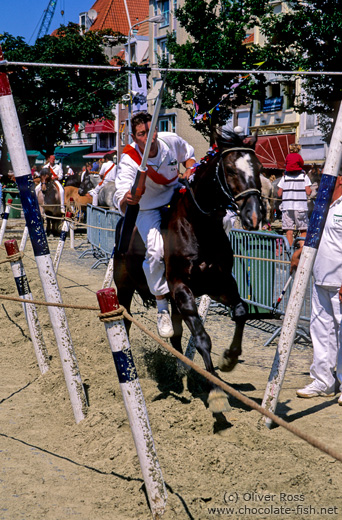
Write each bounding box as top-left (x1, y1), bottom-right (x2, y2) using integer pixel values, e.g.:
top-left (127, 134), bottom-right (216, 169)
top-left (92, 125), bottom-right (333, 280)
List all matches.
top-left (54, 145), bottom-right (93, 159)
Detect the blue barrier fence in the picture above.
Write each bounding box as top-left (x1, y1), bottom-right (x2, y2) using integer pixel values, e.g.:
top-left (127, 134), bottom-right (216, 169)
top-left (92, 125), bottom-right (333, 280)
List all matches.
top-left (79, 204), bottom-right (121, 268)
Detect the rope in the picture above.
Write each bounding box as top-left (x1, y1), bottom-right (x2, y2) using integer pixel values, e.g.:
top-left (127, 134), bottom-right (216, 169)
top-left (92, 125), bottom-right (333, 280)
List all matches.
top-left (235, 254), bottom-right (290, 265)
top-left (0, 293), bottom-right (99, 311)
top-left (0, 252), bottom-right (24, 264)
top-left (99, 306), bottom-right (342, 464)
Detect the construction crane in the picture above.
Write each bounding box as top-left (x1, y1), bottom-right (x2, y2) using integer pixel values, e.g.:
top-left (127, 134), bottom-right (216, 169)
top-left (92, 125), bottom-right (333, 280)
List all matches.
top-left (36, 0), bottom-right (58, 40)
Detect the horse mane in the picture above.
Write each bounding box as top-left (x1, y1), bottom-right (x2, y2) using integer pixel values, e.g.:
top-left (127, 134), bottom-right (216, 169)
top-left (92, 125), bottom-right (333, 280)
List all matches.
top-left (214, 127), bottom-right (246, 151)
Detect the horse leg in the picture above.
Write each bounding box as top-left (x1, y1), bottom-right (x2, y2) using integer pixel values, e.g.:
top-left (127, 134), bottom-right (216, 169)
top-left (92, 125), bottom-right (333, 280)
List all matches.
top-left (172, 283), bottom-right (230, 413)
top-left (217, 276), bottom-right (248, 372)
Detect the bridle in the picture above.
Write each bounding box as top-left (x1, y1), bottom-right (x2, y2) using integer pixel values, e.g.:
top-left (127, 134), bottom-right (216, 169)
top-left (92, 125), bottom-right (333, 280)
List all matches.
top-left (184, 147), bottom-right (261, 216)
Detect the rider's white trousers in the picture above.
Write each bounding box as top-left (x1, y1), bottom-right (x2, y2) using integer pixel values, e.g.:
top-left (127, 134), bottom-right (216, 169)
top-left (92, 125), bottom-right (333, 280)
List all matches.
top-left (136, 208), bottom-right (169, 297)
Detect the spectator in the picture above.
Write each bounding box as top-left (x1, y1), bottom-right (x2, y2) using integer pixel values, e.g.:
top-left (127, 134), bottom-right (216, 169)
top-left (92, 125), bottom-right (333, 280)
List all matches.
top-left (88, 154), bottom-right (116, 206)
top-left (277, 144), bottom-right (312, 246)
top-left (292, 172), bottom-right (342, 401)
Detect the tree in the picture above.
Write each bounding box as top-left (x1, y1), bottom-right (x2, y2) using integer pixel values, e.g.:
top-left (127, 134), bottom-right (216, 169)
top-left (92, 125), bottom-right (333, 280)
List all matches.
top-left (164, 0), bottom-right (271, 140)
top-left (166, 0), bottom-right (342, 141)
top-left (0, 23), bottom-right (127, 165)
top-left (259, 0), bottom-right (342, 139)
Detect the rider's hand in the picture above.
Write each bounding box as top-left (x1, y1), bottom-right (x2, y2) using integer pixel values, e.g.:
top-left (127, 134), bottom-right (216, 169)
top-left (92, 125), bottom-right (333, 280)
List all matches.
top-left (120, 189), bottom-right (144, 213)
top-left (290, 247), bottom-right (302, 274)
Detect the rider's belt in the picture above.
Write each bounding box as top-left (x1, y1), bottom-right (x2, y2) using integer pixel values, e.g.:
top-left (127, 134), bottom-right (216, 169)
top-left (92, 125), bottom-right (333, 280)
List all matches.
top-left (123, 144), bottom-right (178, 185)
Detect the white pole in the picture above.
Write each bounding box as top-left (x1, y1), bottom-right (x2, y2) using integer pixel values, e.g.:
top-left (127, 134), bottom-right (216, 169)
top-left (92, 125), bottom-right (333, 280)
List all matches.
top-left (4, 239), bottom-right (49, 374)
top-left (102, 256), bottom-right (116, 289)
top-left (53, 212), bottom-right (72, 272)
top-left (70, 222), bottom-right (75, 249)
top-left (19, 225), bottom-right (29, 252)
top-left (261, 101), bottom-right (342, 427)
top-left (0, 199), bottom-right (11, 245)
top-left (0, 45), bottom-right (87, 423)
top-left (97, 288), bottom-right (167, 519)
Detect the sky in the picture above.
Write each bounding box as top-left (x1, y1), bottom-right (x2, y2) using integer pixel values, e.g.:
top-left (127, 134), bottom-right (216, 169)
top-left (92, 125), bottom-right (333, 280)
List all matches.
top-left (1, 0), bottom-right (94, 44)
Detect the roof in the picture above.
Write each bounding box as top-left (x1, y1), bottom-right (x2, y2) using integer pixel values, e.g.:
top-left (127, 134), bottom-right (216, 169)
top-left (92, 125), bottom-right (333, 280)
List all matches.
top-left (243, 33), bottom-right (254, 45)
top-left (88, 0), bottom-right (149, 36)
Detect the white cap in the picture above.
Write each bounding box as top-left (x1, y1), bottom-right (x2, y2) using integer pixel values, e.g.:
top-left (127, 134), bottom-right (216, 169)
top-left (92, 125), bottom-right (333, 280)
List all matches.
top-left (234, 125), bottom-right (244, 135)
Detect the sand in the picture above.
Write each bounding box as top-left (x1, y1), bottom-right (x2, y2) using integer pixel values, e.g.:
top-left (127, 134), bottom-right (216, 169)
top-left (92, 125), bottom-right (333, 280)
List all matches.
top-left (1, 219), bottom-right (342, 520)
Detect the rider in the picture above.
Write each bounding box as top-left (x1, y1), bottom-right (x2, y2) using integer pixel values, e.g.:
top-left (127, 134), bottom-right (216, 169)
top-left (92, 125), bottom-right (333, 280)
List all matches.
top-left (114, 111), bottom-right (196, 338)
top-left (89, 153), bottom-right (116, 206)
top-left (39, 154), bottom-right (65, 213)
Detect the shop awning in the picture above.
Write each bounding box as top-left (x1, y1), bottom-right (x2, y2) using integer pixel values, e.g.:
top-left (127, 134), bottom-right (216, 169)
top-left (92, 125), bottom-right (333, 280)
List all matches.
top-left (84, 119), bottom-right (115, 133)
top-left (54, 145), bottom-right (93, 159)
top-left (253, 133), bottom-right (295, 170)
top-left (83, 149), bottom-right (116, 159)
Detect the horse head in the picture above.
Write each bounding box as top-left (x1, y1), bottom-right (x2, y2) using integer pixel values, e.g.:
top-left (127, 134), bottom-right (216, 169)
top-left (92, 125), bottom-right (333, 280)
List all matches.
top-left (39, 168), bottom-right (53, 192)
top-left (78, 172), bottom-right (94, 196)
top-left (214, 128), bottom-right (263, 230)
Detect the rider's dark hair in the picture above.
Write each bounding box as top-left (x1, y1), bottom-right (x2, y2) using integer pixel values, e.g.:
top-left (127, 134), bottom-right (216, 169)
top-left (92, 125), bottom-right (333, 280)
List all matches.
top-left (103, 153), bottom-right (113, 162)
top-left (131, 111), bottom-right (152, 136)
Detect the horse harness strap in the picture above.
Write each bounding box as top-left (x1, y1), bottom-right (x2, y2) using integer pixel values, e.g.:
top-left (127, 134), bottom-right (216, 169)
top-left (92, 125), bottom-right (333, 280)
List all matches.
top-left (122, 144), bottom-right (178, 185)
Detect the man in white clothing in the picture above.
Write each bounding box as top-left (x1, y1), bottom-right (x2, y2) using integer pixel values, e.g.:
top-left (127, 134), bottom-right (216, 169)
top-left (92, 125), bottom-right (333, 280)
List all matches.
top-left (89, 153), bottom-right (116, 206)
top-left (38, 155), bottom-right (65, 212)
top-left (292, 173), bottom-right (342, 402)
top-left (114, 111), bottom-right (196, 338)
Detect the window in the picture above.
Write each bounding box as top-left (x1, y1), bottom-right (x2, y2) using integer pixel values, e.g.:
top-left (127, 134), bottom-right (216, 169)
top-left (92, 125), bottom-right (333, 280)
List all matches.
top-left (284, 82), bottom-right (295, 109)
top-left (156, 38), bottom-right (169, 62)
top-left (160, 0), bottom-right (170, 26)
top-left (158, 115), bottom-right (175, 133)
top-left (98, 133), bottom-right (116, 150)
top-left (305, 113), bottom-right (316, 131)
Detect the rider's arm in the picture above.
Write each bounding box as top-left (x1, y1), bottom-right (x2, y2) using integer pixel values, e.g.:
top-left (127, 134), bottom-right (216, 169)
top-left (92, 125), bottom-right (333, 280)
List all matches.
top-left (114, 155), bottom-right (140, 216)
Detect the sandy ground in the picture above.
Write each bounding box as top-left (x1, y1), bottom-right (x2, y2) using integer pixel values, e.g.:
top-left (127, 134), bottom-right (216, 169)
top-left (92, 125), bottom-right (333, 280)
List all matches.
top-left (1, 218), bottom-right (342, 520)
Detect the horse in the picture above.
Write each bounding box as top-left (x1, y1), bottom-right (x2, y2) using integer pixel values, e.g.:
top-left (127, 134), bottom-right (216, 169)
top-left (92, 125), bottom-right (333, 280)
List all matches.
top-left (64, 172), bottom-right (95, 217)
top-left (113, 128), bottom-right (263, 413)
top-left (98, 181), bottom-right (116, 209)
top-left (36, 168), bottom-right (63, 236)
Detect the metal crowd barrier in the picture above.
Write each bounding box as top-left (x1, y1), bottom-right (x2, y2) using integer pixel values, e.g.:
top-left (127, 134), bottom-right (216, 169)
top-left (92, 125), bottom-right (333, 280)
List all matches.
top-left (228, 229), bottom-right (313, 345)
top-left (79, 204), bottom-right (121, 268)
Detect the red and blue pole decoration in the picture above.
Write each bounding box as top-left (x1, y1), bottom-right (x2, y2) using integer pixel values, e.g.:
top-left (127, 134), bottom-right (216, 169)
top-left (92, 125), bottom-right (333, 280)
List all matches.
top-left (0, 45), bottom-right (87, 423)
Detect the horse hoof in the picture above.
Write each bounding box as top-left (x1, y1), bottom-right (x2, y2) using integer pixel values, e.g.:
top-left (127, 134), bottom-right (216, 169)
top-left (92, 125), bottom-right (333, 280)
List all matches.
top-left (208, 389), bottom-right (231, 413)
top-left (218, 352), bottom-right (239, 372)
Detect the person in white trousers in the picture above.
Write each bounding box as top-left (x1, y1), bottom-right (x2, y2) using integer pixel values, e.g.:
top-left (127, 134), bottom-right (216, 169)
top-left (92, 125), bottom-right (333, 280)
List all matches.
top-left (292, 172), bottom-right (342, 402)
top-left (88, 153), bottom-right (116, 206)
top-left (114, 112), bottom-right (196, 338)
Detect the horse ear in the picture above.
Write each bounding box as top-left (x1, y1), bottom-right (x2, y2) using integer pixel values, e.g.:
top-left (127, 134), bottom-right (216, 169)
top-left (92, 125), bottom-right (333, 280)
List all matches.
top-left (249, 129), bottom-right (258, 149)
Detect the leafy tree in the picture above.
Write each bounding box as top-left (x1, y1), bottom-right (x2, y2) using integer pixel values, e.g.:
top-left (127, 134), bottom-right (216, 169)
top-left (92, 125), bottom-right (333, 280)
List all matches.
top-left (0, 23), bottom-right (127, 168)
top-left (259, 0), bottom-right (342, 139)
top-left (165, 0), bottom-right (272, 140)
top-left (166, 0), bottom-right (342, 141)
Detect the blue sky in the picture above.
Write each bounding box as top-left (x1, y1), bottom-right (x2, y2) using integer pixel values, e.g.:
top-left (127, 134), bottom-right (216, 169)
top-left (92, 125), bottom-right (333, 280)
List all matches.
top-left (1, 0), bottom-right (93, 43)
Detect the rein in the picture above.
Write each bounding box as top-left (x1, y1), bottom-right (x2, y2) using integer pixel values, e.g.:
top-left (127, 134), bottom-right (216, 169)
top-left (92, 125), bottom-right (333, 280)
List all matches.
top-left (184, 147), bottom-right (261, 216)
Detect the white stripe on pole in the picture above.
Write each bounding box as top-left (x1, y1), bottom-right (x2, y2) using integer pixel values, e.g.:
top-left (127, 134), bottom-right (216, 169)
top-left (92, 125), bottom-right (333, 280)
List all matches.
top-left (97, 288), bottom-right (167, 519)
top-left (5, 239), bottom-right (49, 374)
top-left (102, 256), bottom-right (115, 289)
top-left (53, 212), bottom-right (72, 272)
top-left (0, 200), bottom-right (11, 245)
top-left (19, 225), bottom-right (29, 252)
top-left (0, 47), bottom-right (87, 423)
top-left (261, 101), bottom-right (342, 428)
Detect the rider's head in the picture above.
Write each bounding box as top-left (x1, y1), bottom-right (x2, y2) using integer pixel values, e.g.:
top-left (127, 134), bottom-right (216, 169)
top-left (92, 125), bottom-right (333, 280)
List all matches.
top-left (131, 112), bottom-right (153, 137)
top-left (131, 112), bottom-right (158, 156)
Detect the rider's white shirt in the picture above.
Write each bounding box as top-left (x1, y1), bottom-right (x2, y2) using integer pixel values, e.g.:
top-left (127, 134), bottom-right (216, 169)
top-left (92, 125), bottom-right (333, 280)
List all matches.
top-left (114, 132), bottom-right (195, 215)
top-left (44, 161), bottom-right (64, 181)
